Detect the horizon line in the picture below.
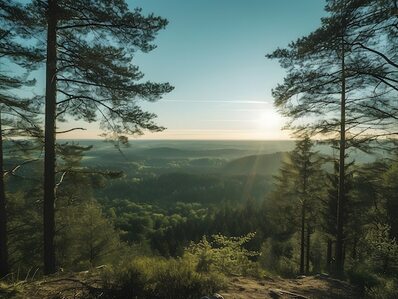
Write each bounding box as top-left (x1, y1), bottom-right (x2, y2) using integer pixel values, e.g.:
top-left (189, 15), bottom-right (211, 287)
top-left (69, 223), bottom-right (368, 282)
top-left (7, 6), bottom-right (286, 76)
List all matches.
top-left (56, 138), bottom-right (295, 141)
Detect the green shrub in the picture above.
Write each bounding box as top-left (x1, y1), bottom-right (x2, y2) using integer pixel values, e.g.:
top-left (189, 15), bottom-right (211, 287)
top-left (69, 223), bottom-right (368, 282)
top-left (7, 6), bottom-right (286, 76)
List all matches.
top-left (365, 224), bottom-right (398, 275)
top-left (185, 233), bottom-right (259, 276)
top-left (101, 256), bottom-right (226, 299)
top-left (259, 237), bottom-right (299, 277)
top-left (347, 265), bottom-right (379, 295)
top-left (151, 259), bottom-right (223, 299)
top-left (366, 278), bottom-right (398, 299)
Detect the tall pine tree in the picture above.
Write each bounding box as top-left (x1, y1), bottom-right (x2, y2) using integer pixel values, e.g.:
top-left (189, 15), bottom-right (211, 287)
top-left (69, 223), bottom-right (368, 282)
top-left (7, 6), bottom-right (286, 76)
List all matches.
top-left (267, 0), bottom-right (397, 275)
top-left (273, 136), bottom-right (323, 274)
top-left (0, 0), bottom-right (42, 277)
top-left (27, 0), bottom-right (173, 274)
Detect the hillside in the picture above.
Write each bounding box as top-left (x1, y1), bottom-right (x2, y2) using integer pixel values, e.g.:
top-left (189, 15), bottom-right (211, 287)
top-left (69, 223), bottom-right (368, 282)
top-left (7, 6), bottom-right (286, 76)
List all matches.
top-left (134, 147), bottom-right (250, 159)
top-left (223, 152), bottom-right (290, 176)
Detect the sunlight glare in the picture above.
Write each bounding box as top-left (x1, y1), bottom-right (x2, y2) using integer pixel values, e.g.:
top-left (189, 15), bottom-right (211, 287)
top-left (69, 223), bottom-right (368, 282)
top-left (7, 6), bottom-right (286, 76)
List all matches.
top-left (256, 109), bottom-right (283, 130)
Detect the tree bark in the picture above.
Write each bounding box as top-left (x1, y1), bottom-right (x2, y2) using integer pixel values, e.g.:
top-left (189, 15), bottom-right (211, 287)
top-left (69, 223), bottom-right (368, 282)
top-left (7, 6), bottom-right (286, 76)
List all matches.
top-left (352, 238), bottom-right (357, 260)
top-left (305, 224), bottom-right (310, 274)
top-left (300, 202), bottom-right (305, 274)
top-left (0, 112), bottom-right (9, 277)
top-left (43, 0), bottom-right (58, 275)
top-left (335, 22), bottom-right (346, 277)
top-left (326, 239), bottom-right (332, 273)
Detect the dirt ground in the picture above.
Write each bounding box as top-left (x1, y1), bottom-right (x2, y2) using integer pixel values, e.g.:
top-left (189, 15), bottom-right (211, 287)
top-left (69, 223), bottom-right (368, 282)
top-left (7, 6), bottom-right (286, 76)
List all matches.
top-left (0, 272), bottom-right (360, 299)
top-left (221, 275), bottom-right (360, 299)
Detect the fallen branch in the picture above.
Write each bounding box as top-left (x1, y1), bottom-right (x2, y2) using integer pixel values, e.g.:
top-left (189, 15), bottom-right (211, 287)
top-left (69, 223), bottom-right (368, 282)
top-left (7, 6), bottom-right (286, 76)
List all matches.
top-left (269, 288), bottom-right (309, 299)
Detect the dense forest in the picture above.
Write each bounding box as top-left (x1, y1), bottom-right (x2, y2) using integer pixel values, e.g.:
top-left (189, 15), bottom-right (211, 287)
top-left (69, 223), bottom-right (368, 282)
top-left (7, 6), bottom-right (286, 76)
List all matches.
top-left (0, 0), bottom-right (398, 298)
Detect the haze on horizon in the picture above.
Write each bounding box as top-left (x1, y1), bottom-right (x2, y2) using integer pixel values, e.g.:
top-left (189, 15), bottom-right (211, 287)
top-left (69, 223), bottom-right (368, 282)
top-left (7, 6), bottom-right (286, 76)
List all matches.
top-left (35, 0), bottom-right (327, 140)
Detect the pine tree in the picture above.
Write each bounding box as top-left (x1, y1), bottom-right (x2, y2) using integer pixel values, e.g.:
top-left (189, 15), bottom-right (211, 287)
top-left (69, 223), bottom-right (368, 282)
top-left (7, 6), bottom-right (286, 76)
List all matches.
top-left (273, 136), bottom-right (323, 274)
top-left (267, 0), bottom-right (397, 275)
top-left (0, 0), bottom-right (42, 277)
top-left (321, 160), bottom-right (354, 272)
top-left (339, 0), bottom-right (398, 131)
top-left (26, 0), bottom-right (173, 274)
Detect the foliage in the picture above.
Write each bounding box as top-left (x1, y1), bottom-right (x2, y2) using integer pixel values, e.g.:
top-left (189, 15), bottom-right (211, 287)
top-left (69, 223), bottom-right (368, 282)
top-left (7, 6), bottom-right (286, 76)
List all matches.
top-left (100, 172), bottom-right (271, 204)
top-left (5, 178), bottom-right (128, 275)
top-left (347, 265), bottom-right (398, 299)
top-left (186, 233), bottom-right (259, 276)
top-left (101, 256), bottom-right (226, 299)
top-left (7, 191), bottom-right (42, 274)
top-left (259, 237), bottom-right (299, 277)
top-left (56, 201), bottom-right (126, 271)
top-left (365, 277), bottom-right (398, 299)
top-left (0, 0), bottom-right (397, 296)
top-left (27, 0), bottom-right (174, 140)
top-left (382, 162), bottom-right (398, 240)
top-left (270, 136), bottom-right (324, 274)
top-left (267, 0), bottom-right (398, 276)
top-left (365, 224), bottom-right (398, 275)
top-left (99, 195), bottom-right (271, 257)
top-left (267, 0), bottom-right (398, 147)
top-left (347, 264), bottom-right (379, 296)
top-left (0, 0), bottom-right (43, 277)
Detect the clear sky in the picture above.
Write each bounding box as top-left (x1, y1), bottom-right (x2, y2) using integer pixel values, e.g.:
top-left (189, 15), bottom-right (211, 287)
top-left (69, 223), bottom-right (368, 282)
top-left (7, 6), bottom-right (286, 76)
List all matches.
top-left (63, 0), bottom-right (327, 140)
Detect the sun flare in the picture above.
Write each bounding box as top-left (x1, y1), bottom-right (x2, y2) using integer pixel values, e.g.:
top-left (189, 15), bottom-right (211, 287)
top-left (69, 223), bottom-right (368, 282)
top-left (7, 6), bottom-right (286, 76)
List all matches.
top-left (256, 110), bottom-right (283, 130)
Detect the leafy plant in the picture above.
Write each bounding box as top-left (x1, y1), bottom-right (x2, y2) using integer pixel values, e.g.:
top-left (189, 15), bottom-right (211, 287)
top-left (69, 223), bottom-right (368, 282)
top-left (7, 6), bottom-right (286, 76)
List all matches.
top-left (102, 256), bottom-right (225, 299)
top-left (186, 232), bottom-right (259, 276)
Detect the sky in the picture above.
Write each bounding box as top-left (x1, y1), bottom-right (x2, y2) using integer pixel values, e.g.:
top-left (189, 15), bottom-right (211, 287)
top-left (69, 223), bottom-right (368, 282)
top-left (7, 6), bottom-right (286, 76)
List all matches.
top-left (58, 0), bottom-right (326, 140)
top-left (129, 0), bottom-right (327, 140)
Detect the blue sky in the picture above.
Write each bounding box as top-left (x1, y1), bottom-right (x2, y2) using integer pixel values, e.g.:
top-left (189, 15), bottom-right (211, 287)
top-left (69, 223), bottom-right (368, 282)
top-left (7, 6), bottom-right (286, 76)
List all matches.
top-left (127, 0), bottom-right (327, 140)
top-left (60, 0), bottom-right (327, 139)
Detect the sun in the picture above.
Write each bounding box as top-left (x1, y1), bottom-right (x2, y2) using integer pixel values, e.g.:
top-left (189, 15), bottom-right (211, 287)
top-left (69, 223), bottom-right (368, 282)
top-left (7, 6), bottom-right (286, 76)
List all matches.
top-left (255, 109), bottom-right (283, 130)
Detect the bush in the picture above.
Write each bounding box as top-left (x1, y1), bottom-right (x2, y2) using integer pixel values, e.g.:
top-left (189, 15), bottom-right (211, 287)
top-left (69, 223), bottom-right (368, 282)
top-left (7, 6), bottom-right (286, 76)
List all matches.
top-left (101, 256), bottom-right (226, 299)
top-left (366, 278), bottom-right (398, 299)
top-left (185, 233), bottom-right (259, 276)
top-left (365, 224), bottom-right (398, 275)
top-left (259, 237), bottom-right (299, 277)
top-left (347, 265), bottom-right (379, 295)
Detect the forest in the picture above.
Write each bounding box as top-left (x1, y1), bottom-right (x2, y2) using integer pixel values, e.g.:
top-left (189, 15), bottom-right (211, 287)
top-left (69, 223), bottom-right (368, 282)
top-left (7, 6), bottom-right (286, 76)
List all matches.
top-left (0, 0), bottom-right (398, 298)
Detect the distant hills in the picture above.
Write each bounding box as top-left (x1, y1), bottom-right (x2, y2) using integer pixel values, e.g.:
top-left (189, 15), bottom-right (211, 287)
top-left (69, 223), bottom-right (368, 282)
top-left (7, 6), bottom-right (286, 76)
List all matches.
top-left (134, 147), bottom-right (250, 159)
top-left (79, 143), bottom-right (291, 178)
top-left (223, 152), bottom-right (290, 176)
top-left (6, 139), bottom-right (379, 179)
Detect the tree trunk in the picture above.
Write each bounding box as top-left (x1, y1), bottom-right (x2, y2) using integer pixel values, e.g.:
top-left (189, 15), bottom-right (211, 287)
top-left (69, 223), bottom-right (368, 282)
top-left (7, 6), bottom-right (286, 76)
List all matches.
top-left (352, 238), bottom-right (357, 260)
top-left (305, 224), bottom-right (310, 274)
top-left (326, 239), bottom-right (332, 273)
top-left (335, 24), bottom-right (346, 277)
top-left (300, 202), bottom-right (305, 274)
top-left (43, 0), bottom-right (58, 275)
top-left (0, 112), bottom-right (9, 277)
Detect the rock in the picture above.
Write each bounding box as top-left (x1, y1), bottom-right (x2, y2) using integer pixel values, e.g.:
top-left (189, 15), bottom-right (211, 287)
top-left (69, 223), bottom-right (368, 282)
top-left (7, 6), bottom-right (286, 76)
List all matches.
top-left (201, 294), bottom-right (224, 299)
